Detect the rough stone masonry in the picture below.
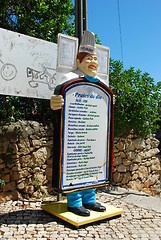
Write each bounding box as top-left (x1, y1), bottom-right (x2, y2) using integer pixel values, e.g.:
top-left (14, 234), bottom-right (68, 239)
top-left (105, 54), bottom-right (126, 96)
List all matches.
top-left (0, 121), bottom-right (160, 201)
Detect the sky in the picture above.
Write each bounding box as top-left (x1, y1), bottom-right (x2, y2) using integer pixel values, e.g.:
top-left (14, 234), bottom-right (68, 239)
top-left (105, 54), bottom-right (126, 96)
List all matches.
top-left (73, 0), bottom-right (161, 84)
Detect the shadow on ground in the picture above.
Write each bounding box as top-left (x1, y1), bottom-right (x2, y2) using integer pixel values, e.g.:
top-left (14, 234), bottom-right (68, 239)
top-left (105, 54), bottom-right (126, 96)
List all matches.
top-left (1, 209), bottom-right (62, 225)
top-left (0, 209), bottom-right (121, 229)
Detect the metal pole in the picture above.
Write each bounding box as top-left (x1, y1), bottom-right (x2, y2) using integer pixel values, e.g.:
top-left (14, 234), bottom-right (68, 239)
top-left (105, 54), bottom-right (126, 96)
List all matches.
top-left (83, 0), bottom-right (87, 32)
top-left (75, 0), bottom-right (83, 43)
top-left (57, 193), bottom-right (62, 201)
top-left (75, 0), bottom-right (79, 38)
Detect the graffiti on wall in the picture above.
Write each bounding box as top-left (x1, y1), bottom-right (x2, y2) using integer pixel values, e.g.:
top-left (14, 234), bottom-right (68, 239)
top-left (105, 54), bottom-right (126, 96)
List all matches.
top-left (0, 56), bottom-right (56, 90)
top-left (0, 62), bottom-right (17, 82)
top-left (26, 66), bottom-right (56, 91)
top-left (0, 27), bottom-right (57, 99)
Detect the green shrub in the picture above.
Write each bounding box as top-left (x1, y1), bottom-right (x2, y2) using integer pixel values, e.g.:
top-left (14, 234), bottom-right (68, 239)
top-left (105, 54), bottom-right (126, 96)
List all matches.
top-left (109, 59), bottom-right (161, 137)
top-left (0, 179), bottom-right (5, 188)
top-left (0, 96), bottom-right (51, 125)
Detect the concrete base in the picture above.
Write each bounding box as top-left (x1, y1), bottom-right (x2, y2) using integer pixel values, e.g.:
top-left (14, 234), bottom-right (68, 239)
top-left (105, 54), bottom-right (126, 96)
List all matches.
top-left (41, 200), bottom-right (123, 227)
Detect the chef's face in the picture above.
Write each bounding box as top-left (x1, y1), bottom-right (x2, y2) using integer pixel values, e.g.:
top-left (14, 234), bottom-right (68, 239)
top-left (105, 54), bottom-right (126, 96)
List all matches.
top-left (77, 53), bottom-right (98, 77)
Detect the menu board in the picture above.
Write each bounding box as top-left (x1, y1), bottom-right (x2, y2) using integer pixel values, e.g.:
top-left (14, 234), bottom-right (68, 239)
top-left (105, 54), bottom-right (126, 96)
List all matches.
top-left (51, 80), bottom-right (113, 193)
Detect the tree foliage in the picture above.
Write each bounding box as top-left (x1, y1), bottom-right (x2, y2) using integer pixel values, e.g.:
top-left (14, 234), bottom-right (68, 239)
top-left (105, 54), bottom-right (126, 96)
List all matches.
top-left (0, 96), bottom-right (51, 123)
top-left (0, 0), bottom-right (75, 42)
top-left (109, 59), bottom-right (161, 137)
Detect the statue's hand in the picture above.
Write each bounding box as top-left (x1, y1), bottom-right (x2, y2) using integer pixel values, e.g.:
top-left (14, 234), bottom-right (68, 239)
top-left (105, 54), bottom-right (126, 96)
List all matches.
top-left (113, 95), bottom-right (115, 105)
top-left (50, 95), bottom-right (64, 110)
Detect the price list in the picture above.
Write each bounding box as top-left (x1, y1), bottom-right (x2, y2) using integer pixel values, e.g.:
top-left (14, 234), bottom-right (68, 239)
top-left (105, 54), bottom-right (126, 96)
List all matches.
top-left (62, 84), bottom-right (110, 189)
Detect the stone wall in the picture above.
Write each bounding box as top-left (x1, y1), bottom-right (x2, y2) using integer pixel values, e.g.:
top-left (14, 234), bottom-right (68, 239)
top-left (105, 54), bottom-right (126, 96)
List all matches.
top-left (0, 121), bottom-right (53, 201)
top-left (0, 121), bottom-right (160, 201)
top-left (113, 134), bottom-right (161, 196)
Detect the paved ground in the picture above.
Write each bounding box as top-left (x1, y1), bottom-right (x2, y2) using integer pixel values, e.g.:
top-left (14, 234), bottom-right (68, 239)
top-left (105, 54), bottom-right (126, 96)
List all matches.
top-left (0, 187), bottom-right (161, 240)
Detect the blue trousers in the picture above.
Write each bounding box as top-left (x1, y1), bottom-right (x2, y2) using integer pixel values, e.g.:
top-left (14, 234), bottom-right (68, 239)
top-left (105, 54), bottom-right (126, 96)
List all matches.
top-left (67, 188), bottom-right (96, 208)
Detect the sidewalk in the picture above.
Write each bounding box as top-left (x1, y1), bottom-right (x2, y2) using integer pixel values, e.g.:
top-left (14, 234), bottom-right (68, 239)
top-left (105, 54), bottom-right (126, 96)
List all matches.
top-left (0, 188), bottom-right (161, 240)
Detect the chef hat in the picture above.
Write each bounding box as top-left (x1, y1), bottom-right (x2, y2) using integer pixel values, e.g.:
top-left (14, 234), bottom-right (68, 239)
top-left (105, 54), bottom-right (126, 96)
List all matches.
top-left (78, 30), bottom-right (96, 54)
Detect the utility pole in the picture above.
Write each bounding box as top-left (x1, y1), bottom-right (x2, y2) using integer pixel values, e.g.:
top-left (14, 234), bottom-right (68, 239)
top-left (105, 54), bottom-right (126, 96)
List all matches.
top-left (75, 0), bottom-right (87, 43)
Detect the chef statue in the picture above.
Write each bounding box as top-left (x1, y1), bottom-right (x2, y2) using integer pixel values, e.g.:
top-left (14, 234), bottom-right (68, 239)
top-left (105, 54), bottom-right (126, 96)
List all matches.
top-left (51, 30), bottom-right (107, 216)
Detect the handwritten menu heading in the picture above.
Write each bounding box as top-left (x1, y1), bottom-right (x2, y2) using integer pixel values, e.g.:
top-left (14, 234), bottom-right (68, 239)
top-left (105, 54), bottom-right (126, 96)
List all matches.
top-left (62, 83), bottom-right (110, 190)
